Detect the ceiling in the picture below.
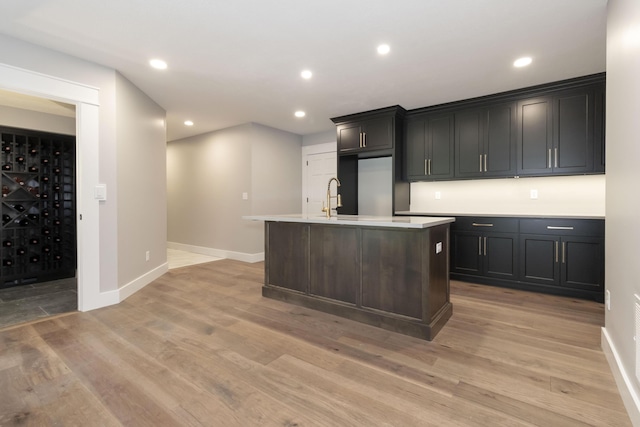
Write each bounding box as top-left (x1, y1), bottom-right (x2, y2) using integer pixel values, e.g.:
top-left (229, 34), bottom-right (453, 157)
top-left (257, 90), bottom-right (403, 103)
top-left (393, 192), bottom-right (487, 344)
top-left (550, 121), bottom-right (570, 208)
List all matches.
top-left (1, 0), bottom-right (607, 142)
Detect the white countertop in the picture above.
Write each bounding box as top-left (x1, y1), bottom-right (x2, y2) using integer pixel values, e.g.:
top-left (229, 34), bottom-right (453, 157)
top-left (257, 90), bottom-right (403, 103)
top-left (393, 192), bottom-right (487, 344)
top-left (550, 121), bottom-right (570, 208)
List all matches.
top-left (395, 211), bottom-right (605, 220)
top-left (243, 214), bottom-right (455, 229)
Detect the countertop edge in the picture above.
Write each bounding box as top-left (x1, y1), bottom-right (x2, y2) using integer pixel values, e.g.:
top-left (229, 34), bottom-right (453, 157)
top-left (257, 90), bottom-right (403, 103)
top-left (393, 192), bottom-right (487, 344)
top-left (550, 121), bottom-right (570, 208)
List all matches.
top-left (243, 215), bottom-right (455, 229)
top-left (395, 211), bottom-right (605, 220)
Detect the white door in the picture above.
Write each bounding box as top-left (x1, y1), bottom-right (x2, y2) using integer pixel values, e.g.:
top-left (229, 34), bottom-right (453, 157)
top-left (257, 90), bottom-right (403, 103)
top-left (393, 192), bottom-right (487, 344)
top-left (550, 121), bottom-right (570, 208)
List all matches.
top-left (303, 151), bottom-right (337, 215)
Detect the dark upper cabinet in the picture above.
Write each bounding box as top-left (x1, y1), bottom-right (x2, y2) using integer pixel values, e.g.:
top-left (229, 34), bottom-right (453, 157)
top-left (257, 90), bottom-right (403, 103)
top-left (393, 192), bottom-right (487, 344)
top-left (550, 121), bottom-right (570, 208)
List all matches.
top-left (455, 103), bottom-right (516, 178)
top-left (517, 86), bottom-right (596, 176)
top-left (335, 115), bottom-right (394, 153)
top-left (405, 113), bottom-right (454, 180)
top-left (594, 83), bottom-right (606, 173)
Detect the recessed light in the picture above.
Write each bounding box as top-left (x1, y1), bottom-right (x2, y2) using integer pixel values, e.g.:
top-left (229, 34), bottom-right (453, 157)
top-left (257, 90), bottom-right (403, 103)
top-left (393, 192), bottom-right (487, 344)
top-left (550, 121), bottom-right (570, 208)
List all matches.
top-left (377, 44), bottom-right (391, 55)
top-left (184, 120), bottom-right (194, 126)
top-left (294, 111), bottom-right (306, 118)
top-left (149, 59), bottom-right (168, 70)
top-left (301, 70), bottom-right (313, 79)
top-left (513, 57), bottom-right (532, 67)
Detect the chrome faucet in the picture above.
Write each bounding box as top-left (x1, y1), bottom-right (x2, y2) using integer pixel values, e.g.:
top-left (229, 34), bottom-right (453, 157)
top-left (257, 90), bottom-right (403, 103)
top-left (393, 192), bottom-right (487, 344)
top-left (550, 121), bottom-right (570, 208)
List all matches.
top-left (321, 177), bottom-right (342, 218)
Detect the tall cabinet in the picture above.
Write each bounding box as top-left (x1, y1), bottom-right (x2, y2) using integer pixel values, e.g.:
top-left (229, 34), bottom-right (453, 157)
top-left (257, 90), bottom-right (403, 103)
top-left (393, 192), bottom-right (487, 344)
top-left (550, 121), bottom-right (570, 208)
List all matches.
top-left (1, 126), bottom-right (76, 289)
top-left (331, 106), bottom-right (409, 215)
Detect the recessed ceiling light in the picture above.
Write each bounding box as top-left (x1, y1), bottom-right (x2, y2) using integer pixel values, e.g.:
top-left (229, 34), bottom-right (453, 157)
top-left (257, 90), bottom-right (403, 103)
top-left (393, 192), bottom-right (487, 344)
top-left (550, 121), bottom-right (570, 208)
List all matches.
top-left (294, 111), bottom-right (306, 118)
top-left (301, 70), bottom-right (313, 79)
top-left (184, 120), bottom-right (194, 126)
top-left (377, 44), bottom-right (391, 55)
top-left (149, 59), bottom-right (168, 70)
top-left (513, 57), bottom-right (532, 67)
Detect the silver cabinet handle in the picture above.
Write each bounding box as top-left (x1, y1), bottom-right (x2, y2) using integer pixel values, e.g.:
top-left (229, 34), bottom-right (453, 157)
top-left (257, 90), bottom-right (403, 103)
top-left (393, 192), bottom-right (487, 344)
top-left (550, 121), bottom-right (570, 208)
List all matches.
top-left (555, 241), bottom-right (558, 263)
top-left (359, 132), bottom-right (363, 148)
top-left (554, 148), bottom-right (558, 168)
top-left (546, 226), bottom-right (574, 230)
top-left (363, 132), bottom-right (366, 148)
top-left (483, 236), bottom-right (487, 256)
top-left (424, 159), bottom-right (428, 176)
top-left (472, 223), bottom-right (494, 227)
top-left (484, 154), bottom-right (487, 172)
top-left (562, 242), bottom-right (566, 264)
top-left (478, 236), bottom-right (482, 255)
top-left (428, 158), bottom-right (431, 176)
top-left (548, 149), bottom-right (552, 168)
top-left (479, 154), bottom-right (483, 172)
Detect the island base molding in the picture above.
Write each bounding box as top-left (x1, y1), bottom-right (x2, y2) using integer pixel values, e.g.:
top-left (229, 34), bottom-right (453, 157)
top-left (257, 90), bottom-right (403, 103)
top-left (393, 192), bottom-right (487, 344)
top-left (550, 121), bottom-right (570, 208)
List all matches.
top-left (263, 286), bottom-right (453, 341)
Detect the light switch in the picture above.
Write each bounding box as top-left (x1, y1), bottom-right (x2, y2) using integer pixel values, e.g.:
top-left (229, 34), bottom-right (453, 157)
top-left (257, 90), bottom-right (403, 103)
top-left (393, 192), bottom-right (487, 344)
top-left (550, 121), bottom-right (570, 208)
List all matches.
top-left (436, 242), bottom-right (443, 254)
top-left (242, 192), bottom-right (248, 200)
top-left (95, 184), bottom-right (107, 201)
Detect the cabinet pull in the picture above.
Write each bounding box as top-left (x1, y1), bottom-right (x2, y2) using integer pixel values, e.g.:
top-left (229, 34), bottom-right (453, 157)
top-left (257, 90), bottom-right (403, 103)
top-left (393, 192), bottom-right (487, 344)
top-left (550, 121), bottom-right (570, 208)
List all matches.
top-left (472, 223), bottom-right (494, 227)
top-left (428, 158), bottom-right (431, 176)
top-left (555, 241), bottom-right (558, 263)
top-left (359, 132), bottom-right (363, 148)
top-left (484, 236), bottom-right (487, 256)
top-left (478, 236), bottom-right (482, 256)
top-left (562, 242), bottom-right (566, 264)
top-left (554, 148), bottom-right (558, 168)
top-left (484, 154), bottom-right (487, 172)
top-left (363, 132), bottom-right (366, 148)
top-left (546, 226), bottom-right (574, 230)
top-left (548, 149), bottom-right (552, 168)
top-left (424, 159), bottom-right (428, 176)
top-left (479, 155), bottom-right (483, 172)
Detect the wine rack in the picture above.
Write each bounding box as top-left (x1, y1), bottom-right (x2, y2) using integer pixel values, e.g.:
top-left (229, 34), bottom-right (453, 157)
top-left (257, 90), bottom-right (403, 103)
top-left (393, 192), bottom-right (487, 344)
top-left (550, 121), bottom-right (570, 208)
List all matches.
top-left (1, 126), bottom-right (76, 289)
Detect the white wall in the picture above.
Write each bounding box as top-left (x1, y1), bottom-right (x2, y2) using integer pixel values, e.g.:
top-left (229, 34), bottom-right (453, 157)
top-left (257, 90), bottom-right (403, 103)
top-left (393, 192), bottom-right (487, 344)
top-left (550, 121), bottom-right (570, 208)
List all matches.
top-left (302, 129), bottom-right (335, 146)
top-left (115, 73), bottom-right (167, 289)
top-left (167, 123), bottom-right (302, 260)
top-left (410, 175), bottom-right (605, 217)
top-left (603, 0), bottom-right (640, 423)
top-left (0, 105), bottom-right (75, 135)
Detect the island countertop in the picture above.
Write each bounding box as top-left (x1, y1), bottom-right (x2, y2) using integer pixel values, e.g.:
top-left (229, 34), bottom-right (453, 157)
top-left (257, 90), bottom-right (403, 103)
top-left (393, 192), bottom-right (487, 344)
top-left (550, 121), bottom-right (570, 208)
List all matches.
top-left (243, 214), bottom-right (455, 229)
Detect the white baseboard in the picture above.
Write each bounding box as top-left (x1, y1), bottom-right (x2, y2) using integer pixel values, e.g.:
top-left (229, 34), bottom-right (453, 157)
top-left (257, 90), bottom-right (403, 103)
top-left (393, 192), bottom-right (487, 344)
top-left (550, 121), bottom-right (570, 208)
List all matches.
top-left (167, 241), bottom-right (264, 263)
top-left (118, 262), bottom-right (168, 301)
top-left (602, 327), bottom-right (640, 425)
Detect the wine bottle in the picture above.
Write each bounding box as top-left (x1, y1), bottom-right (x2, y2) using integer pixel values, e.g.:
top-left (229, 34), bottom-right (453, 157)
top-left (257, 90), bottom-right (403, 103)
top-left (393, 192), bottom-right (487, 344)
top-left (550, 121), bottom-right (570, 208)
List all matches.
top-left (2, 163), bottom-right (11, 171)
top-left (29, 254), bottom-right (40, 263)
top-left (29, 237), bottom-right (39, 245)
top-left (29, 147), bottom-right (37, 156)
top-left (2, 239), bottom-right (12, 247)
top-left (15, 155), bottom-right (25, 164)
top-left (27, 213), bottom-right (39, 221)
top-left (19, 218), bottom-right (30, 227)
top-left (2, 185), bottom-right (9, 197)
top-left (42, 209), bottom-right (50, 218)
top-left (53, 235), bottom-right (62, 243)
top-left (42, 245), bottom-right (51, 254)
top-left (28, 165), bottom-right (38, 173)
top-left (2, 258), bottom-right (14, 267)
top-left (41, 157), bottom-right (50, 165)
top-left (2, 144), bottom-right (11, 153)
top-left (13, 204), bottom-right (25, 212)
top-left (41, 227), bottom-right (51, 236)
top-left (53, 253), bottom-right (62, 261)
top-left (16, 247), bottom-right (26, 256)
top-left (2, 214), bottom-right (11, 224)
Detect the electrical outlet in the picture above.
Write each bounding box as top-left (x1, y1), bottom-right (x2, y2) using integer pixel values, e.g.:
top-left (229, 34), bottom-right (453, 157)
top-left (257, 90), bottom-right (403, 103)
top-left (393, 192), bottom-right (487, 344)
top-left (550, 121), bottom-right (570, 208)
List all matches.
top-left (242, 192), bottom-right (249, 200)
top-left (145, 251), bottom-right (150, 262)
top-left (435, 191), bottom-right (441, 200)
top-left (606, 289), bottom-right (611, 310)
top-left (530, 189), bottom-right (538, 199)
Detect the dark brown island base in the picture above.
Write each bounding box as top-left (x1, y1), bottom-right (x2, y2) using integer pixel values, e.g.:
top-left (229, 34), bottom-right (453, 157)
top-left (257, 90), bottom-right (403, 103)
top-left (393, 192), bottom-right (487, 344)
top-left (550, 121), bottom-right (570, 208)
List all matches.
top-left (244, 214), bottom-right (455, 341)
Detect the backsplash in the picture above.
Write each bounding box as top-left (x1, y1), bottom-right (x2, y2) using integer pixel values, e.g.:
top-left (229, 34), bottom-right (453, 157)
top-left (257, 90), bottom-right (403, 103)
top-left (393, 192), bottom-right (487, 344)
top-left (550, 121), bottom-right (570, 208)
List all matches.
top-left (410, 174), bottom-right (605, 217)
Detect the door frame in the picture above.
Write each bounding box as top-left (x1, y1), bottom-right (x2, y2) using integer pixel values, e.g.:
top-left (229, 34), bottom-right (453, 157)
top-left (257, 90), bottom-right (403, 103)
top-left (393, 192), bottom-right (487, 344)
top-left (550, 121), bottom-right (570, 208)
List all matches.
top-left (301, 141), bottom-right (336, 215)
top-left (0, 62), bottom-right (102, 311)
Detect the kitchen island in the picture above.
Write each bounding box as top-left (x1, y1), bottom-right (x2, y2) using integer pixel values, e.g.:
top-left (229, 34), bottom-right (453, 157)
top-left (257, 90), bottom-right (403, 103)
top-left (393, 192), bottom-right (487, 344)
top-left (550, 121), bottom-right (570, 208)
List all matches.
top-left (244, 214), bottom-right (455, 340)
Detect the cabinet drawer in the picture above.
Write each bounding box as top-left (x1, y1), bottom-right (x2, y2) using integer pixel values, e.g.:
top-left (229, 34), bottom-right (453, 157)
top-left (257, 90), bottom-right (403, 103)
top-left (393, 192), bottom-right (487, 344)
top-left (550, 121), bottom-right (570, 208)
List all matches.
top-left (519, 218), bottom-right (604, 237)
top-left (451, 217), bottom-right (519, 233)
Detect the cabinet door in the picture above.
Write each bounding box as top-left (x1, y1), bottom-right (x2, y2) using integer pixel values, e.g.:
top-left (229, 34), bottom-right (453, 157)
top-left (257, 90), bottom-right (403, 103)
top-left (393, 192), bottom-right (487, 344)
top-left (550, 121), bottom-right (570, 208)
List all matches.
top-left (594, 83), bottom-right (606, 173)
top-left (560, 236), bottom-right (604, 291)
top-left (519, 234), bottom-right (559, 285)
top-left (517, 97), bottom-right (553, 176)
top-left (361, 116), bottom-right (393, 150)
top-left (484, 232), bottom-right (518, 279)
top-left (405, 119), bottom-right (427, 179)
top-left (484, 103), bottom-right (516, 177)
top-left (427, 114), bottom-right (454, 179)
top-left (553, 89), bottom-right (593, 174)
top-left (455, 109), bottom-right (484, 178)
top-left (450, 231), bottom-right (483, 276)
top-left (337, 122), bottom-right (362, 152)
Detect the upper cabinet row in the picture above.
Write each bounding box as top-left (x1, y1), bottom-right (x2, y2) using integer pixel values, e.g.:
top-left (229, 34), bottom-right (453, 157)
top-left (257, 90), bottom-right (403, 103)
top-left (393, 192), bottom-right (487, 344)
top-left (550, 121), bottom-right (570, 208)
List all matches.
top-left (405, 75), bottom-right (605, 181)
top-left (333, 74), bottom-right (605, 182)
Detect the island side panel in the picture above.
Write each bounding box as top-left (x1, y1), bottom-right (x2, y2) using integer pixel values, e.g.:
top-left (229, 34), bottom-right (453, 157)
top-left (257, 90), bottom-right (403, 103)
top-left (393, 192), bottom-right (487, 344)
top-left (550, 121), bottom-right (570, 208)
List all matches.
top-left (309, 225), bottom-right (360, 304)
top-left (361, 228), bottom-right (423, 319)
top-left (423, 224), bottom-right (452, 337)
top-left (265, 221), bottom-right (309, 293)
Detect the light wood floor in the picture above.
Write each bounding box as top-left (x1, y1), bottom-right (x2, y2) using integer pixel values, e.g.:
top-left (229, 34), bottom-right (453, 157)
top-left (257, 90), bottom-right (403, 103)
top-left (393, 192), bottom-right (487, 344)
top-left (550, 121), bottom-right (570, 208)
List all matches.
top-left (0, 259), bottom-right (630, 426)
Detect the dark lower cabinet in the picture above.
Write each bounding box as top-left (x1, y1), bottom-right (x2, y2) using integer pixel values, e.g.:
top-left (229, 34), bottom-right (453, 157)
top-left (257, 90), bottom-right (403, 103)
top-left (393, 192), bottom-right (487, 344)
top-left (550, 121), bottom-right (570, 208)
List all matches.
top-left (448, 216), bottom-right (604, 301)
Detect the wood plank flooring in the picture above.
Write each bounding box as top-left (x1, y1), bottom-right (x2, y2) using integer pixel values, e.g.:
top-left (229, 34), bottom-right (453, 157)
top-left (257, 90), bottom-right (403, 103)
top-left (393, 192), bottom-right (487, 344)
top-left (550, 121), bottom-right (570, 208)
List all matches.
top-left (0, 259), bottom-right (630, 426)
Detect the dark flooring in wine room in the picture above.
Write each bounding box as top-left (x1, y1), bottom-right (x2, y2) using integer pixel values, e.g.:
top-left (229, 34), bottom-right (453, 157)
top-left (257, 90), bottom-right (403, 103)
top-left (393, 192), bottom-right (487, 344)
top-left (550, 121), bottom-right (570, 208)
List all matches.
top-left (0, 277), bottom-right (76, 329)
